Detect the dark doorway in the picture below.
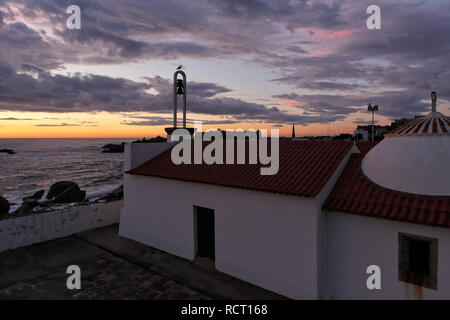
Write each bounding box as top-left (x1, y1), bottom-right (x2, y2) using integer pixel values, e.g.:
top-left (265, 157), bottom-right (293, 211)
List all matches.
top-left (195, 206), bottom-right (215, 260)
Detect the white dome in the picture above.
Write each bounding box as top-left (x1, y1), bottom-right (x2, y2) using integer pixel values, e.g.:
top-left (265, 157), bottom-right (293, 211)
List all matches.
top-left (362, 111), bottom-right (450, 196)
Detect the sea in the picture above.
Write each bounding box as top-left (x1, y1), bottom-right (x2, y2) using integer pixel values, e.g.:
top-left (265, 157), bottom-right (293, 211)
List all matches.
top-left (0, 138), bottom-right (135, 212)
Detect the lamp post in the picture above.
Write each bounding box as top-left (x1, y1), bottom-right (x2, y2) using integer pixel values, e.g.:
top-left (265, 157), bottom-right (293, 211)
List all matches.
top-left (368, 103), bottom-right (378, 141)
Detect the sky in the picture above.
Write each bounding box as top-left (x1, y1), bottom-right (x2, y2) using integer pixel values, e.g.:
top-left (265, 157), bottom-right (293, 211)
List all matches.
top-left (0, 0), bottom-right (449, 138)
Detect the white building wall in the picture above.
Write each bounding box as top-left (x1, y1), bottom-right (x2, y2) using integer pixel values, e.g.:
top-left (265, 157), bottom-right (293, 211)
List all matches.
top-left (124, 142), bottom-right (177, 171)
top-left (119, 174), bottom-right (320, 299)
top-left (315, 144), bottom-right (358, 298)
top-left (325, 211), bottom-right (450, 299)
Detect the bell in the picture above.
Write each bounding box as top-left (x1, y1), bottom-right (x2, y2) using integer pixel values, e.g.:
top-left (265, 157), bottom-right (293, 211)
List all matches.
top-left (176, 79), bottom-right (184, 95)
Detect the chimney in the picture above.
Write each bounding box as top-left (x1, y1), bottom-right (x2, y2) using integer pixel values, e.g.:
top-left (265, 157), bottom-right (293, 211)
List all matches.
top-left (431, 91), bottom-right (437, 113)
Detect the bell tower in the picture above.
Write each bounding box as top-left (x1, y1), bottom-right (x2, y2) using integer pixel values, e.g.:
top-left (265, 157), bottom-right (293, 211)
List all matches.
top-left (165, 69), bottom-right (195, 140)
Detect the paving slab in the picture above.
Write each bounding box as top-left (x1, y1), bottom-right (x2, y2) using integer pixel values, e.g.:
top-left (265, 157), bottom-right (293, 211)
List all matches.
top-left (0, 224), bottom-right (286, 300)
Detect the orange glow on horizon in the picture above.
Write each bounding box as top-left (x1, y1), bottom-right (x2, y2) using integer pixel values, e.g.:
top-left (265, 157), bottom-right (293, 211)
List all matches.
top-left (0, 110), bottom-right (393, 139)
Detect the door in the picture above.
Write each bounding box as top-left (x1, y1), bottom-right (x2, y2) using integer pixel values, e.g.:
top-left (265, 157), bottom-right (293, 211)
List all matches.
top-left (195, 206), bottom-right (215, 260)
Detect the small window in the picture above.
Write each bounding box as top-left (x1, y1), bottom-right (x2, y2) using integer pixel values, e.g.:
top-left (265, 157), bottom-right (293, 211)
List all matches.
top-left (398, 233), bottom-right (437, 290)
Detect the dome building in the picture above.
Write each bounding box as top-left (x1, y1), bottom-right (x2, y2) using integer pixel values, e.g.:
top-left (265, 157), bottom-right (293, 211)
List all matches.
top-left (362, 92), bottom-right (450, 196)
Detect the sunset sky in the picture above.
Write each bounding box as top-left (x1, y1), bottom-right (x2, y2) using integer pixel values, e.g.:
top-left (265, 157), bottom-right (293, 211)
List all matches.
top-left (0, 0), bottom-right (449, 138)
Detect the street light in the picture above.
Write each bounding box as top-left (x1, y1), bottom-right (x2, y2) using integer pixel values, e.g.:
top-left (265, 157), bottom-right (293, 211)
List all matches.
top-left (368, 103), bottom-right (378, 141)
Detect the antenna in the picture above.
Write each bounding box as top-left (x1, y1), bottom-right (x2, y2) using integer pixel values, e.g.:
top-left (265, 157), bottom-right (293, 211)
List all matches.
top-left (431, 91), bottom-right (437, 113)
top-left (368, 103), bottom-right (379, 141)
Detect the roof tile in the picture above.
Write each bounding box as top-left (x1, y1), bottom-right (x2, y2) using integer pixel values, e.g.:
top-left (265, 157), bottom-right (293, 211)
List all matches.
top-left (323, 154), bottom-right (450, 229)
top-left (127, 140), bottom-right (353, 197)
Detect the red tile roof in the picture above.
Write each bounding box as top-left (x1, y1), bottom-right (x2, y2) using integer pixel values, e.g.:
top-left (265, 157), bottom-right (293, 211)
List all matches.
top-left (323, 154), bottom-right (450, 228)
top-left (388, 114), bottom-right (450, 135)
top-left (127, 140), bottom-right (353, 197)
top-left (356, 141), bottom-right (379, 155)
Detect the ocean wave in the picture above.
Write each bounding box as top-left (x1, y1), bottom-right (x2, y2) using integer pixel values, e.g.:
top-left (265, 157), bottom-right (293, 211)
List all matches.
top-left (85, 184), bottom-right (122, 200)
top-left (1, 138), bottom-right (128, 213)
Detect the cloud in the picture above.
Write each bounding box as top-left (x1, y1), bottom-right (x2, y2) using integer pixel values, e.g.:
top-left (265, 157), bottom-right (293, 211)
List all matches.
top-left (35, 122), bottom-right (81, 127)
top-left (122, 116), bottom-right (241, 127)
top-left (273, 91), bottom-right (432, 119)
top-left (0, 0), bottom-right (350, 68)
top-left (0, 117), bottom-right (33, 120)
top-left (286, 46), bottom-right (308, 54)
top-left (0, 61), bottom-right (311, 125)
top-left (210, 0), bottom-right (346, 30)
top-left (0, 21), bottom-right (60, 69)
top-left (0, 0), bottom-right (449, 129)
top-left (354, 118), bottom-right (379, 125)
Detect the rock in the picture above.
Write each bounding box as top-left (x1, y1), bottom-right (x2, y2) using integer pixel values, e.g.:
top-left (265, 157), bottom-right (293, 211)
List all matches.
top-left (133, 136), bottom-right (167, 143)
top-left (13, 203), bottom-right (34, 215)
top-left (102, 143), bottom-right (125, 153)
top-left (23, 189), bottom-right (45, 201)
top-left (54, 185), bottom-right (86, 204)
top-left (47, 181), bottom-right (77, 199)
top-left (47, 181), bottom-right (86, 204)
top-left (23, 198), bottom-right (39, 208)
top-left (0, 149), bottom-right (15, 154)
top-left (38, 199), bottom-right (53, 207)
top-left (97, 185), bottom-right (123, 202)
top-left (12, 198), bottom-right (40, 215)
top-left (0, 195), bottom-right (10, 216)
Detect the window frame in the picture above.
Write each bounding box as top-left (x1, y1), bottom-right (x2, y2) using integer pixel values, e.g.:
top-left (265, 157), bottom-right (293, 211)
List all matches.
top-left (398, 232), bottom-right (438, 290)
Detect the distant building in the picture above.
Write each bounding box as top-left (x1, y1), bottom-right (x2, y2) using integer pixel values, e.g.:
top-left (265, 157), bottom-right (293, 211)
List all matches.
top-left (355, 116), bottom-right (428, 141)
top-left (119, 83), bottom-right (450, 299)
top-left (354, 124), bottom-right (390, 141)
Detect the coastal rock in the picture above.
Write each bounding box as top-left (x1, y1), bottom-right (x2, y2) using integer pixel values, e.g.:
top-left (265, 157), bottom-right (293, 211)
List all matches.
top-left (23, 189), bottom-right (45, 201)
top-left (12, 198), bottom-right (40, 215)
top-left (23, 198), bottom-right (39, 208)
top-left (38, 199), bottom-right (53, 207)
top-left (54, 185), bottom-right (86, 204)
top-left (98, 185), bottom-right (123, 202)
top-left (102, 143), bottom-right (125, 153)
top-left (47, 181), bottom-right (77, 199)
top-left (0, 195), bottom-right (10, 216)
top-left (12, 199), bottom-right (39, 215)
top-left (133, 136), bottom-right (167, 143)
top-left (13, 203), bottom-right (34, 214)
top-left (47, 181), bottom-right (86, 203)
top-left (100, 136), bottom-right (167, 154)
top-left (0, 149), bottom-right (15, 154)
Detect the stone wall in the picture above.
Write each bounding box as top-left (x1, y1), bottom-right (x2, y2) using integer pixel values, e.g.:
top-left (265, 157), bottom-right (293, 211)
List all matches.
top-left (0, 200), bottom-right (122, 252)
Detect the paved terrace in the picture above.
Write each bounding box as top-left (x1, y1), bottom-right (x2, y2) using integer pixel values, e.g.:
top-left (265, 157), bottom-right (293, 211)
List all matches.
top-left (0, 225), bottom-right (285, 300)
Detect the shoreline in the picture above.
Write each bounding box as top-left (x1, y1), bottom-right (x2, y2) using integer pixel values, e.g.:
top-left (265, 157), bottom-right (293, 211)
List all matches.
top-left (2, 183), bottom-right (123, 217)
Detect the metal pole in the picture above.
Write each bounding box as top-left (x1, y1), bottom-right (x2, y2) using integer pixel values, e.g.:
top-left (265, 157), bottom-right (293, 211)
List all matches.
top-left (372, 109), bottom-right (374, 142)
top-left (182, 73), bottom-right (187, 128)
top-left (173, 72), bottom-right (177, 128)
